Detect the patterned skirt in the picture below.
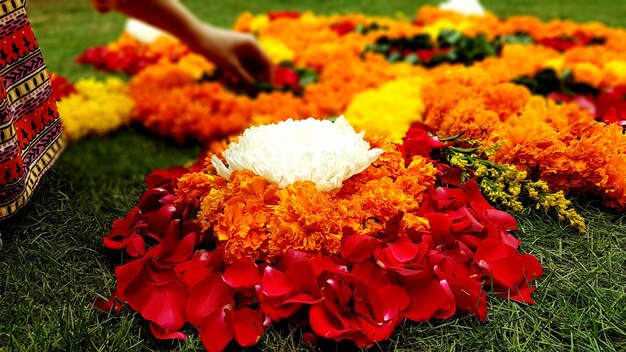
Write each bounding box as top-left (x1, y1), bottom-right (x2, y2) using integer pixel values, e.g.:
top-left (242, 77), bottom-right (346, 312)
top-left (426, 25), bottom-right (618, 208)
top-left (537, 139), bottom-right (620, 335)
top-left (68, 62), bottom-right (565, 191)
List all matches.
top-left (0, 0), bottom-right (64, 219)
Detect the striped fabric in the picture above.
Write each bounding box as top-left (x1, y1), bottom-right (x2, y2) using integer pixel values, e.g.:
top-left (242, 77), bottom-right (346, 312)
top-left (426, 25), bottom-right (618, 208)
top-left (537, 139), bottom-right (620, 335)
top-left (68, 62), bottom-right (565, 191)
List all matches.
top-left (0, 0), bottom-right (64, 219)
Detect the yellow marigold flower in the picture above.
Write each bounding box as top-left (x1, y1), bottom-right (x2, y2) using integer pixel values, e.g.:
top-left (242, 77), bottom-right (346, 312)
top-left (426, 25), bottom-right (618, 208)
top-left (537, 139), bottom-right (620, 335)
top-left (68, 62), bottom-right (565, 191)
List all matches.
top-left (543, 57), bottom-right (565, 73)
top-left (57, 78), bottom-right (134, 141)
top-left (250, 14), bottom-right (270, 32)
top-left (602, 60), bottom-right (626, 86)
top-left (176, 54), bottom-right (215, 80)
top-left (571, 62), bottom-right (602, 87)
top-left (422, 19), bottom-right (457, 39)
top-left (344, 77), bottom-right (427, 143)
top-left (258, 37), bottom-right (295, 64)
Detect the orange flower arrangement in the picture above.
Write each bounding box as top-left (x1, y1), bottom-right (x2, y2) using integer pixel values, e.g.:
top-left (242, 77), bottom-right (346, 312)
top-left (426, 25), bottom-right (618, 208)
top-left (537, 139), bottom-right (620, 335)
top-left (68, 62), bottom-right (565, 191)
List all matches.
top-left (421, 63), bottom-right (626, 210)
top-left (128, 49), bottom-right (424, 142)
top-left (128, 57), bottom-right (254, 143)
top-left (90, 7), bottom-right (626, 210)
top-left (177, 136), bottom-right (435, 263)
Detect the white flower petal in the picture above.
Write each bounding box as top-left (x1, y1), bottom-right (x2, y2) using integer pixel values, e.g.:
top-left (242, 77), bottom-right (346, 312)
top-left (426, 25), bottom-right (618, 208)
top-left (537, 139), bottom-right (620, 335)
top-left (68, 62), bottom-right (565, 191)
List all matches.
top-left (124, 19), bottom-right (172, 44)
top-left (211, 116), bottom-right (383, 191)
top-left (439, 0), bottom-right (485, 15)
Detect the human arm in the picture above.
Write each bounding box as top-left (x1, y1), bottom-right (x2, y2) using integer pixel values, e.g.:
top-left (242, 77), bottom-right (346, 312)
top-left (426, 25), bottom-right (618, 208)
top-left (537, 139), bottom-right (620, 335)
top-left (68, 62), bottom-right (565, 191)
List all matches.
top-left (92, 0), bottom-right (272, 83)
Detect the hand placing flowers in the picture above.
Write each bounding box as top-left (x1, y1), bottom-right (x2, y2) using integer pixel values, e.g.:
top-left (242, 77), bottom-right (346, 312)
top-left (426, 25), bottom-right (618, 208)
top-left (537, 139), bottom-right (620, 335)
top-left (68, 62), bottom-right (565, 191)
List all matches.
top-left (91, 0), bottom-right (272, 84)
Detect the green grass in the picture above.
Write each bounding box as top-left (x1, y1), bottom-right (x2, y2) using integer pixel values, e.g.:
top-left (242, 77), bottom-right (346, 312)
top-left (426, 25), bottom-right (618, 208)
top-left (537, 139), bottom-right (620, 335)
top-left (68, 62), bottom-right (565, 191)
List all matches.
top-left (1, 1), bottom-right (625, 351)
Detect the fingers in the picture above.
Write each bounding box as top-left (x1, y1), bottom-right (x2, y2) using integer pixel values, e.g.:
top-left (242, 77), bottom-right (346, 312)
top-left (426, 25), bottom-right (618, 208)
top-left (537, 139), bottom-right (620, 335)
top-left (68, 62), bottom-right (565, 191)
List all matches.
top-left (192, 27), bottom-right (273, 86)
top-left (227, 41), bottom-right (273, 85)
top-left (230, 61), bottom-right (255, 85)
top-left (245, 43), bottom-right (273, 83)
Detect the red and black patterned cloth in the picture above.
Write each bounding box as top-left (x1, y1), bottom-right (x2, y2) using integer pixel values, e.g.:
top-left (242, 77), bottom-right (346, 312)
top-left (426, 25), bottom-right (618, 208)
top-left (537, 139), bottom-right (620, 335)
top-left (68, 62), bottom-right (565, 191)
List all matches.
top-left (0, 0), bottom-right (64, 219)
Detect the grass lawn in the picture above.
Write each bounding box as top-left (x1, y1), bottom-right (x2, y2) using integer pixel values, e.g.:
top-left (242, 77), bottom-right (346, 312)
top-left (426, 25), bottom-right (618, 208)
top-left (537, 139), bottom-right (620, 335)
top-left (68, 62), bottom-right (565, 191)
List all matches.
top-left (1, 0), bottom-right (625, 351)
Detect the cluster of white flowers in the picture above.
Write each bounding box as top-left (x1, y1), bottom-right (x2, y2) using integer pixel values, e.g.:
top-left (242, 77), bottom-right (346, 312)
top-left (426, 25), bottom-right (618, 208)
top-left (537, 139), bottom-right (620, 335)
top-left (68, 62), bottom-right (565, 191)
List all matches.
top-left (211, 116), bottom-right (383, 191)
top-left (439, 0), bottom-right (485, 15)
top-left (124, 19), bottom-right (172, 44)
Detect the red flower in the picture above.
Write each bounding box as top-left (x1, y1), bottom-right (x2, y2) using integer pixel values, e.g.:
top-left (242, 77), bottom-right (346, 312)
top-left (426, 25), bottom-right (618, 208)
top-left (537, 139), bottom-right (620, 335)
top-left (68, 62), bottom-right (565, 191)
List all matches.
top-left (267, 11), bottom-right (302, 20)
top-left (76, 46), bottom-right (109, 67)
top-left (415, 47), bottom-right (450, 62)
top-left (596, 87), bottom-right (626, 126)
top-left (538, 36), bottom-right (577, 51)
top-left (538, 31), bottom-right (603, 51)
top-left (548, 92), bottom-right (597, 116)
top-left (401, 126), bottom-right (447, 161)
top-left (331, 22), bottom-right (356, 36)
top-left (49, 73), bottom-right (76, 101)
top-left (273, 66), bottom-right (300, 89)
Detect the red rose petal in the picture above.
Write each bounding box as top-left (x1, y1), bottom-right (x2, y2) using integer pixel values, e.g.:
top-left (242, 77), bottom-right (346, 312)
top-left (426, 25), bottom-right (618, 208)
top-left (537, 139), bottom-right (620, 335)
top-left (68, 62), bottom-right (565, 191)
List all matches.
top-left (187, 273), bottom-right (234, 326)
top-left (447, 277), bottom-right (487, 321)
top-left (261, 266), bottom-right (296, 297)
top-left (483, 209), bottom-right (518, 230)
top-left (126, 235), bottom-right (146, 257)
top-left (149, 322), bottom-right (186, 341)
top-left (114, 256), bottom-right (148, 300)
top-left (199, 309), bottom-right (232, 352)
top-left (377, 285), bottom-right (410, 320)
top-left (404, 279), bottom-right (454, 321)
top-left (158, 222), bottom-right (197, 264)
top-left (341, 235), bottom-right (380, 262)
top-left (226, 308), bottom-right (265, 347)
top-left (147, 204), bottom-right (177, 235)
top-left (508, 284), bottom-right (536, 304)
top-left (520, 254), bottom-right (544, 280)
top-left (491, 256), bottom-right (526, 290)
top-left (282, 292), bottom-right (323, 305)
top-left (223, 259), bottom-right (262, 289)
top-left (387, 237), bottom-right (420, 262)
top-left (126, 274), bottom-right (187, 331)
top-left (93, 293), bottom-right (122, 313)
top-left (474, 239), bottom-right (516, 271)
top-left (176, 250), bottom-right (223, 289)
top-left (309, 303), bottom-right (357, 339)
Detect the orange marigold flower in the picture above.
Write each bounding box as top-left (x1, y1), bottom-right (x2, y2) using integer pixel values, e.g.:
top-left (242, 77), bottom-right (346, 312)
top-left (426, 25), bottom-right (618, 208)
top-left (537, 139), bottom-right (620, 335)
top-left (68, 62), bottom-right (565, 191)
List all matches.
top-left (176, 172), bottom-right (225, 209)
top-left (268, 181), bottom-right (343, 259)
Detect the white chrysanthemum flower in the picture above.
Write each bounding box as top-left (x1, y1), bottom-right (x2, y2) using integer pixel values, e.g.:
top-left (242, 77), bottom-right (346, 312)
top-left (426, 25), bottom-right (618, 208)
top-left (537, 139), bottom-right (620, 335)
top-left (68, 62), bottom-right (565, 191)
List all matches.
top-left (211, 116), bottom-right (383, 191)
top-left (124, 19), bottom-right (172, 44)
top-left (439, 0), bottom-right (485, 15)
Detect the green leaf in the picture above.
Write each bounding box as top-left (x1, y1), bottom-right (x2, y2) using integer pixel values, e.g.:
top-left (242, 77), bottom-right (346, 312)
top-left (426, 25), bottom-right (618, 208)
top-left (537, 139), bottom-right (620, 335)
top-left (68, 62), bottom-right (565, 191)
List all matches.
top-left (297, 68), bottom-right (319, 86)
top-left (388, 51), bottom-right (403, 62)
top-left (404, 53), bottom-right (420, 64)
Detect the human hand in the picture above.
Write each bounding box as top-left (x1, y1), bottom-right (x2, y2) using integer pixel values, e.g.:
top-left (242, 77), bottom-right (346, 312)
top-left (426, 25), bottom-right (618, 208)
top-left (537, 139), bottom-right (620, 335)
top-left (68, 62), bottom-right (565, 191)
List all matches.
top-left (190, 25), bottom-right (273, 85)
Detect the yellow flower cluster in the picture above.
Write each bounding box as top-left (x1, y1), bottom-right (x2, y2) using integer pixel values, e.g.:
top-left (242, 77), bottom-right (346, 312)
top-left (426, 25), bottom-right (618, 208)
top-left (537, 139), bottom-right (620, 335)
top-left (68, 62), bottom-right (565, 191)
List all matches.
top-left (57, 78), bottom-right (134, 141)
top-left (448, 146), bottom-right (586, 232)
top-left (258, 37), bottom-right (295, 64)
top-left (344, 77), bottom-right (428, 142)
